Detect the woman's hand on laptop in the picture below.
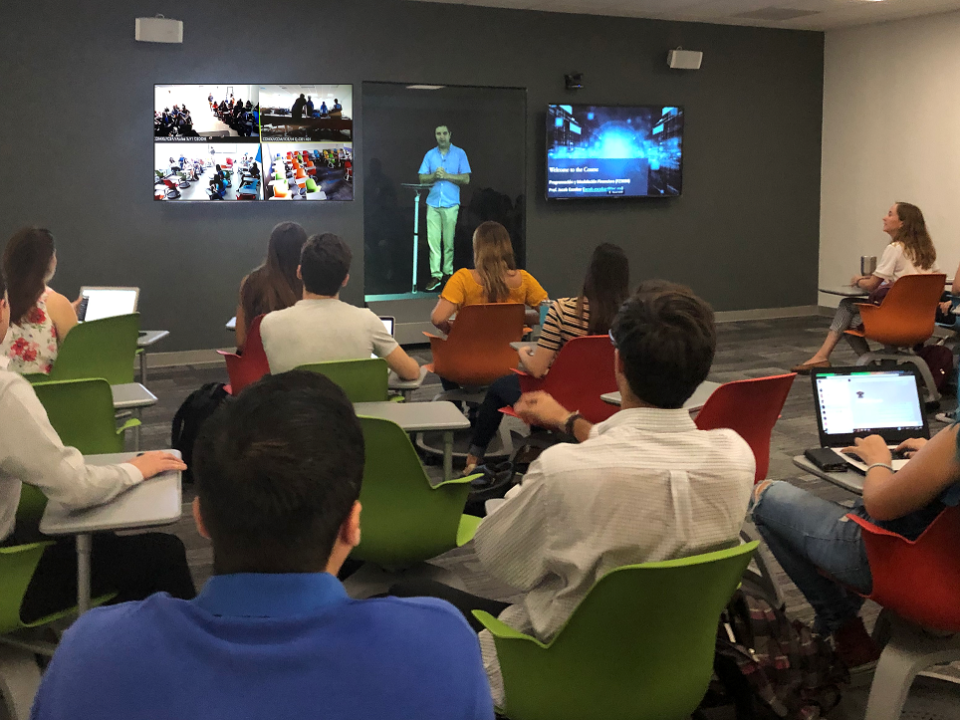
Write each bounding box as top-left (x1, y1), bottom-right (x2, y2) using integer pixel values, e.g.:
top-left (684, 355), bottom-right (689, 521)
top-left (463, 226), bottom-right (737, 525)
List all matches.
top-left (895, 437), bottom-right (928, 459)
top-left (842, 435), bottom-right (891, 466)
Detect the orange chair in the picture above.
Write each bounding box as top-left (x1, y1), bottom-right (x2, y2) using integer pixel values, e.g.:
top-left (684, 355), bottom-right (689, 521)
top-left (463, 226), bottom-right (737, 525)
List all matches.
top-left (846, 273), bottom-right (946, 401)
top-left (845, 506), bottom-right (960, 720)
top-left (693, 373), bottom-right (796, 485)
top-left (217, 315), bottom-right (270, 395)
top-left (295, 168), bottom-right (306, 181)
top-left (502, 335), bottom-right (618, 425)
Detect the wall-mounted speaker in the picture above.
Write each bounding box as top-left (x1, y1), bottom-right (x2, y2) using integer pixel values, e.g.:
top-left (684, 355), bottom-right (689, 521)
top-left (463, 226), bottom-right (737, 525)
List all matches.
top-left (667, 48), bottom-right (702, 70)
top-left (135, 16), bottom-right (183, 44)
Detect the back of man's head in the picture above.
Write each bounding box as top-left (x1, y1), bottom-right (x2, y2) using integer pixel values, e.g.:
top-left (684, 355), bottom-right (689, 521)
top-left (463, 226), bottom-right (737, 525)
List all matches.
top-left (300, 233), bottom-right (352, 296)
top-left (611, 280), bottom-right (716, 409)
top-left (194, 371), bottom-right (364, 574)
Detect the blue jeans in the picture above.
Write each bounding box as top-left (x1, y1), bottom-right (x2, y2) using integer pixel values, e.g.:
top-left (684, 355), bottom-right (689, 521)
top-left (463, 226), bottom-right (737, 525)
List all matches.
top-left (751, 481), bottom-right (872, 635)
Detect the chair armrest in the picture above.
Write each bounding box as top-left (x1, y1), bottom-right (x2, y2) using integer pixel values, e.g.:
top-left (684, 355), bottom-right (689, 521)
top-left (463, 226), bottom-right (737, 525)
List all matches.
top-left (472, 611), bottom-right (547, 646)
top-left (845, 512), bottom-right (917, 542)
top-left (433, 472), bottom-right (485, 489)
top-left (117, 418), bottom-right (142, 436)
top-left (510, 368), bottom-right (530, 377)
top-left (422, 331), bottom-right (444, 340)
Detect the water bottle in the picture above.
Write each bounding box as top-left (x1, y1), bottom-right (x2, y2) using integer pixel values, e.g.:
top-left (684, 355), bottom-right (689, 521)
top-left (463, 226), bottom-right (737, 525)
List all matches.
top-left (860, 255), bottom-right (877, 276)
top-left (539, 299), bottom-right (551, 327)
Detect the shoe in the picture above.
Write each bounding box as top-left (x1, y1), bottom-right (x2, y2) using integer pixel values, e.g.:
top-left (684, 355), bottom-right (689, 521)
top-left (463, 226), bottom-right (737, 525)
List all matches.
top-left (935, 409), bottom-right (958, 424)
top-left (833, 617), bottom-right (881, 670)
top-left (790, 359), bottom-right (831, 375)
top-left (424, 278), bottom-right (441, 292)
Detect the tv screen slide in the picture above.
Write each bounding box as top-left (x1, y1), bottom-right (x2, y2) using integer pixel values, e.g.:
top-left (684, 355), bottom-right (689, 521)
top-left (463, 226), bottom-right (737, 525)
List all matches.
top-left (154, 84), bottom-right (352, 201)
top-left (546, 105), bottom-right (683, 199)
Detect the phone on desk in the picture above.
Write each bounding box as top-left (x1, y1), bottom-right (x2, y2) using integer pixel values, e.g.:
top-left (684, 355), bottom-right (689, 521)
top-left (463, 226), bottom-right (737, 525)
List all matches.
top-left (804, 447), bottom-right (848, 473)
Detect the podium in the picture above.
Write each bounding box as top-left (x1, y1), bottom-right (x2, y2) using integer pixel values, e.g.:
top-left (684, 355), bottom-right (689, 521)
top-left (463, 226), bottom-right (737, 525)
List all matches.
top-left (400, 183), bottom-right (435, 294)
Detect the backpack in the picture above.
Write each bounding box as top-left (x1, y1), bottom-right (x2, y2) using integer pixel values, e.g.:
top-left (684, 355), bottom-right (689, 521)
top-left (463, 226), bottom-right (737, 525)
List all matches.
top-left (171, 383), bottom-right (232, 483)
top-left (708, 587), bottom-right (848, 719)
top-left (916, 344), bottom-right (954, 392)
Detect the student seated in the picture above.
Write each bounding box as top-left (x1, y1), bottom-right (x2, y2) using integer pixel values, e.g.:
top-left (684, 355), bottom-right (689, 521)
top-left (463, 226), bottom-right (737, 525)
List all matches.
top-left (464, 242), bottom-right (629, 473)
top-left (752, 428), bottom-right (960, 668)
top-left (260, 233), bottom-right (420, 379)
top-left (31, 372), bottom-right (494, 720)
top-left (0, 271), bottom-right (194, 623)
top-left (792, 202), bottom-right (939, 373)
top-left (394, 281), bottom-right (755, 706)
top-left (430, 221), bottom-right (547, 335)
top-left (235, 222), bottom-right (307, 352)
top-left (0, 228), bottom-right (78, 375)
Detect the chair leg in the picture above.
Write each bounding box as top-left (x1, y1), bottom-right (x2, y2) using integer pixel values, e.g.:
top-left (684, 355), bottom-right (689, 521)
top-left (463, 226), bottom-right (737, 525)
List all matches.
top-left (864, 618), bottom-right (960, 720)
top-left (0, 644), bottom-right (42, 720)
top-left (740, 522), bottom-right (785, 609)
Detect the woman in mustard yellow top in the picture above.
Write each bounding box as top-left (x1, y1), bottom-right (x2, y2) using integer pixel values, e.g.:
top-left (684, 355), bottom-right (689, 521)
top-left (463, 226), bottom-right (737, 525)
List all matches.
top-left (430, 221), bottom-right (547, 334)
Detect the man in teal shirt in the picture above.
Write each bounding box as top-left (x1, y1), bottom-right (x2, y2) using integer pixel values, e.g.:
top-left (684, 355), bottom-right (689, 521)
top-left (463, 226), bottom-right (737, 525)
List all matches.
top-left (419, 125), bottom-right (471, 291)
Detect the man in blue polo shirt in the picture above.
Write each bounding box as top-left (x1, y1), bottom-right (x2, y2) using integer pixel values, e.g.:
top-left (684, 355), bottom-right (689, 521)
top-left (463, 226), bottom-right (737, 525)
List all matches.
top-left (31, 371), bottom-right (493, 720)
top-left (419, 124), bottom-right (471, 292)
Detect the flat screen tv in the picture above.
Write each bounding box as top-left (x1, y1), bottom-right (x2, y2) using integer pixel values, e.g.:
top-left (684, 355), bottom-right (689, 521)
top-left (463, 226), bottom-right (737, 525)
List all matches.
top-left (153, 84), bottom-right (353, 201)
top-left (545, 104), bottom-right (683, 199)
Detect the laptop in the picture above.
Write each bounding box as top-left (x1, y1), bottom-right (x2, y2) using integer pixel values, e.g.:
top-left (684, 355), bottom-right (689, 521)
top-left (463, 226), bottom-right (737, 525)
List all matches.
top-left (810, 367), bottom-right (930, 473)
top-left (77, 287), bottom-right (139, 323)
top-left (373, 316), bottom-right (395, 359)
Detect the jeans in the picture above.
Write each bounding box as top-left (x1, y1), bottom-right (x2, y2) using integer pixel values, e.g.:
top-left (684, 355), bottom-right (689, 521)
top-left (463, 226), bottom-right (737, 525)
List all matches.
top-left (469, 374), bottom-right (522, 460)
top-left (751, 481), bottom-right (871, 635)
top-left (426, 205), bottom-right (459, 279)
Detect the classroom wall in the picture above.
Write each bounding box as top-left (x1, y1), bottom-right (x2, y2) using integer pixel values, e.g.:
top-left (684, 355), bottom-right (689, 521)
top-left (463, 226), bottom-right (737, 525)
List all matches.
top-left (0, 0), bottom-right (824, 352)
top-left (820, 10), bottom-right (960, 306)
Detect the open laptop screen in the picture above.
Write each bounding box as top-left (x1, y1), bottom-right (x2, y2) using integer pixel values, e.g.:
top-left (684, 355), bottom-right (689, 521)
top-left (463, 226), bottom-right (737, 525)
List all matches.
top-left (79, 287), bottom-right (139, 322)
top-left (372, 316), bottom-right (395, 359)
top-left (812, 367), bottom-right (928, 448)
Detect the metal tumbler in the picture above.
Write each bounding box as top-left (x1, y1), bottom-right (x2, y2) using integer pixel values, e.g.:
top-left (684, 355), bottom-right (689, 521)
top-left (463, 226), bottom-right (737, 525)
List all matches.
top-left (860, 255), bottom-right (877, 276)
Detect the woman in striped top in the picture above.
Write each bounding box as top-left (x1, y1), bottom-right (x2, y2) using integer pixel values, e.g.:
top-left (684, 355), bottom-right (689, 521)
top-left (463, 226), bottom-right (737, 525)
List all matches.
top-left (464, 243), bottom-right (629, 473)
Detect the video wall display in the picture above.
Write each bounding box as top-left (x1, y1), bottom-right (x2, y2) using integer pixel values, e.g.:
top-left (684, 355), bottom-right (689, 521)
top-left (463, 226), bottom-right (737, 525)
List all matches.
top-left (362, 83), bottom-right (526, 302)
top-left (154, 84), bottom-right (352, 201)
top-left (546, 104), bottom-right (683, 199)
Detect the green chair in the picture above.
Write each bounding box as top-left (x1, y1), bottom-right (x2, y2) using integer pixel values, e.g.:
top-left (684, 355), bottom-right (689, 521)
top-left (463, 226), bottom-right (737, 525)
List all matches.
top-left (27, 313), bottom-right (140, 386)
top-left (296, 358), bottom-right (392, 403)
top-left (351, 416), bottom-right (482, 568)
top-left (305, 177), bottom-right (318, 193)
top-left (0, 543), bottom-right (115, 720)
top-left (474, 542), bottom-right (759, 720)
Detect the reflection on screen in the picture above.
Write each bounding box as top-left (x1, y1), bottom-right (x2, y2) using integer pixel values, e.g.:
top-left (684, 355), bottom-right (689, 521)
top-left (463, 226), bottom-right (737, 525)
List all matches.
top-left (816, 372), bottom-right (924, 436)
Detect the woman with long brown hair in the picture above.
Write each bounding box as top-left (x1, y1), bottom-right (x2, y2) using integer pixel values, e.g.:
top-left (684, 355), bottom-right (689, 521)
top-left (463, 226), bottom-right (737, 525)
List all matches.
top-left (0, 227), bottom-right (77, 375)
top-left (792, 202), bottom-right (939, 373)
top-left (430, 221), bottom-right (547, 335)
top-left (235, 221), bottom-right (308, 351)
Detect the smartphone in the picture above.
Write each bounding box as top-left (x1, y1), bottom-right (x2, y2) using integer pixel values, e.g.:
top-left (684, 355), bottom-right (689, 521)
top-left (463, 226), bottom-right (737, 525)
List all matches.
top-left (804, 447), bottom-right (848, 473)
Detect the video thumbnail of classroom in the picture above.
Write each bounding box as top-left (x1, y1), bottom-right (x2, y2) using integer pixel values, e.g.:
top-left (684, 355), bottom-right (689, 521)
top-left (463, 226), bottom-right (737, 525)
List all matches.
top-left (261, 142), bottom-right (353, 201)
top-left (154, 143), bottom-right (264, 201)
top-left (259, 85), bottom-right (352, 141)
top-left (155, 84), bottom-right (260, 139)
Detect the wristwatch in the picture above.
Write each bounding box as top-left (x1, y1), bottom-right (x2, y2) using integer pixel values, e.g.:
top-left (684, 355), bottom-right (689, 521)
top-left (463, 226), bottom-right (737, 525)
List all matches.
top-left (564, 411), bottom-right (583, 436)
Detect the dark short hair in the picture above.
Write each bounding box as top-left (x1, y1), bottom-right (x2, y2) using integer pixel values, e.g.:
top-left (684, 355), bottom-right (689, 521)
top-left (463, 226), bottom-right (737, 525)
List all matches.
top-left (300, 233), bottom-right (352, 296)
top-left (193, 371), bottom-right (365, 574)
top-left (611, 281), bottom-right (716, 409)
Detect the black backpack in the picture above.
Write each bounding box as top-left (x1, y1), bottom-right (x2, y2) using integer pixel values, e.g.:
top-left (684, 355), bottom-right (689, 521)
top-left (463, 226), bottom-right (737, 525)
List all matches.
top-left (171, 383), bottom-right (232, 483)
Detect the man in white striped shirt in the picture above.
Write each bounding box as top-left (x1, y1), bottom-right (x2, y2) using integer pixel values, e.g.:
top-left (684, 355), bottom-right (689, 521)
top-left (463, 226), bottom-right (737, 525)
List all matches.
top-left (473, 281), bottom-right (756, 706)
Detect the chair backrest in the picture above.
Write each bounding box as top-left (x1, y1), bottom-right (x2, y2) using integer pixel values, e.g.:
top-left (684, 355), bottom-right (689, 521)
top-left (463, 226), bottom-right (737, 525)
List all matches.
top-left (44, 314), bottom-right (140, 385)
top-left (693, 374), bottom-right (796, 484)
top-left (519, 336), bottom-right (618, 424)
top-left (488, 543), bottom-right (757, 720)
top-left (32, 378), bottom-right (125, 454)
top-left (430, 303), bottom-right (526, 386)
top-left (295, 358), bottom-right (389, 402)
top-left (0, 542), bottom-right (52, 633)
top-left (351, 416), bottom-right (471, 568)
top-left (859, 273), bottom-right (946, 347)
top-left (221, 315), bottom-right (269, 394)
top-left (847, 505), bottom-right (960, 631)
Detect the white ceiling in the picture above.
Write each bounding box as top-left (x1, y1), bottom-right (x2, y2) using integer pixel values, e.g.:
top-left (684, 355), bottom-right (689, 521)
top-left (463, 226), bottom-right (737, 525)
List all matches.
top-left (405, 0), bottom-right (960, 30)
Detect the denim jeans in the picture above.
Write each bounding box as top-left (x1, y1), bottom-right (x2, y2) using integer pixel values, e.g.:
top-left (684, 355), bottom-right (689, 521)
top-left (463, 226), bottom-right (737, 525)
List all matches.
top-left (468, 374), bottom-right (522, 460)
top-left (751, 481), bottom-right (872, 635)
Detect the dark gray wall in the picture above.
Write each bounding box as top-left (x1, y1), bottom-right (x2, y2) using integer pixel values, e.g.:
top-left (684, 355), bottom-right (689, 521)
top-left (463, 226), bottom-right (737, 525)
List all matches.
top-left (0, 0), bottom-right (823, 351)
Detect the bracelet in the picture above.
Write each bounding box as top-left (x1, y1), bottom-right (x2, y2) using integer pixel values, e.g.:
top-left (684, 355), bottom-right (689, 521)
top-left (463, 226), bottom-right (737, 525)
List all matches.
top-left (564, 411), bottom-right (583, 437)
top-left (866, 463), bottom-right (894, 473)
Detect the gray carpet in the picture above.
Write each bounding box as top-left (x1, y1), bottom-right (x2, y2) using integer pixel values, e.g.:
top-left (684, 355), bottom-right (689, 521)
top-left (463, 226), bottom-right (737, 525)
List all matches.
top-left (132, 314), bottom-right (960, 718)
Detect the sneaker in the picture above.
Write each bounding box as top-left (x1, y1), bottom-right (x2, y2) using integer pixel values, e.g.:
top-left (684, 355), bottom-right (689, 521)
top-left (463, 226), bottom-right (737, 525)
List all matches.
top-left (935, 409), bottom-right (958, 424)
top-left (833, 617), bottom-right (881, 670)
top-left (424, 278), bottom-right (441, 292)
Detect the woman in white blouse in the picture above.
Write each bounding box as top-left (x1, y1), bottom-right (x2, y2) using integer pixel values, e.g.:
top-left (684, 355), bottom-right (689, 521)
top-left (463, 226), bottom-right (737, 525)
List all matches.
top-left (792, 202), bottom-right (939, 373)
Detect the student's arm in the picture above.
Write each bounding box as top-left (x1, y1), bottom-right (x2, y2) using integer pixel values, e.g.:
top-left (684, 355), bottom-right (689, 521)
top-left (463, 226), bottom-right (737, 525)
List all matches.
top-left (235, 277), bottom-right (249, 351)
top-left (430, 298), bottom-right (458, 334)
top-left (44, 291), bottom-right (78, 344)
top-left (952, 260), bottom-right (960, 295)
top-left (432, 273), bottom-right (465, 333)
top-left (843, 428), bottom-right (960, 521)
top-left (385, 346), bottom-right (420, 381)
top-left (514, 390), bottom-right (593, 443)
top-left (850, 274), bottom-right (883, 292)
top-left (519, 345), bottom-right (557, 379)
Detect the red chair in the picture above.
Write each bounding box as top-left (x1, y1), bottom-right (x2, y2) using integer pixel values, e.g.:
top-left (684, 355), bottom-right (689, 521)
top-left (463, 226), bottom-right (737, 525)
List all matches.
top-left (846, 506), bottom-right (960, 720)
top-left (502, 335), bottom-right (618, 425)
top-left (693, 373), bottom-right (796, 484)
top-left (217, 315), bottom-right (270, 395)
top-left (424, 304), bottom-right (526, 387)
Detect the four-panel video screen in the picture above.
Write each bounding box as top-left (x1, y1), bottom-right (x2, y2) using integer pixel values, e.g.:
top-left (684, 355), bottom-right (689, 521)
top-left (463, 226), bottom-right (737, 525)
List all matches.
top-left (154, 84), bottom-right (353, 201)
